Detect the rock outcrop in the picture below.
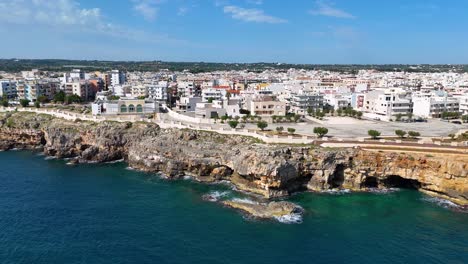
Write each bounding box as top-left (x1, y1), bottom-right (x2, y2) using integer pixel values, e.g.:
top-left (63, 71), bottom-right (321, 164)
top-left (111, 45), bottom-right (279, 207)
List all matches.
top-left (1, 111), bottom-right (467, 206)
top-left (223, 200), bottom-right (303, 221)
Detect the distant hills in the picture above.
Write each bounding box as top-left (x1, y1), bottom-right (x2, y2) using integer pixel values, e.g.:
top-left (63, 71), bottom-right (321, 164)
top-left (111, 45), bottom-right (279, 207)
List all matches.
top-left (0, 59), bottom-right (467, 73)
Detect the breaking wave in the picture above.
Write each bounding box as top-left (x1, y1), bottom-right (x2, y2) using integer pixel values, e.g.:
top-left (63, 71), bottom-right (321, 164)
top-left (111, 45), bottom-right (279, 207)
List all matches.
top-left (274, 213), bottom-right (303, 224)
top-left (422, 197), bottom-right (466, 212)
top-left (202, 191), bottom-right (230, 202)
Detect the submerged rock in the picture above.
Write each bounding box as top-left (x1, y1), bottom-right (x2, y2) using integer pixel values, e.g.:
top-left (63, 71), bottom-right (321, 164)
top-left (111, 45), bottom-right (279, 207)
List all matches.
top-left (223, 200), bottom-right (303, 222)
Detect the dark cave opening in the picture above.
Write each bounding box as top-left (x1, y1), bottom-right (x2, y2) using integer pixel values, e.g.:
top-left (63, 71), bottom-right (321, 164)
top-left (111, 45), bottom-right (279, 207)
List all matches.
top-left (362, 176), bottom-right (379, 188)
top-left (328, 164), bottom-right (345, 188)
top-left (382, 175), bottom-right (421, 189)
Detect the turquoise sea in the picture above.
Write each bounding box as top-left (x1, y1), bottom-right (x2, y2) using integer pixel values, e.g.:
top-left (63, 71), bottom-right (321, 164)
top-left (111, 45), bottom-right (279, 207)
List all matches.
top-left (0, 151), bottom-right (467, 264)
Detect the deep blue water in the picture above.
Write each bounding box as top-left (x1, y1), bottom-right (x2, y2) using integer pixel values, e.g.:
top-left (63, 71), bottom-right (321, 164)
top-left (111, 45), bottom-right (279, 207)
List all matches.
top-left (0, 151), bottom-right (467, 264)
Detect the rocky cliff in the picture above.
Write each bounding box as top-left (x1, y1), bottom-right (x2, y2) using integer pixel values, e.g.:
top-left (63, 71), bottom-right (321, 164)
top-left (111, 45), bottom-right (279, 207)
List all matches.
top-left (1, 112), bottom-right (467, 206)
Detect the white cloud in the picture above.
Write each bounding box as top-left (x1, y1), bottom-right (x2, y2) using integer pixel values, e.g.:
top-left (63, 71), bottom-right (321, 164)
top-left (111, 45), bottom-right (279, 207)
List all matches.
top-left (246, 0), bottom-right (263, 5)
top-left (0, 0), bottom-right (103, 26)
top-left (177, 7), bottom-right (188, 16)
top-left (0, 0), bottom-right (178, 44)
top-left (132, 0), bottom-right (163, 22)
top-left (223, 5), bottom-right (287, 23)
top-left (309, 0), bottom-right (355, 19)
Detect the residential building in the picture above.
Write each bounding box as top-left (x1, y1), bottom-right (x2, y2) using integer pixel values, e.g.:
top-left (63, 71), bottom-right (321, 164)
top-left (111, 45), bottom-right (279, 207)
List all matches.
top-left (290, 93), bottom-right (324, 115)
top-left (247, 96), bottom-right (286, 116)
top-left (412, 92), bottom-right (460, 118)
top-left (0, 80), bottom-right (17, 99)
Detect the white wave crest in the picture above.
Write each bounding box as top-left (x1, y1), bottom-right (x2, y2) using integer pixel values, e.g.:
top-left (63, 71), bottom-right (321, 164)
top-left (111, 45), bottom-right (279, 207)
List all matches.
top-left (274, 213), bottom-right (303, 224)
top-left (231, 197), bottom-right (259, 205)
top-left (105, 159), bottom-right (124, 164)
top-left (422, 197), bottom-right (464, 211)
top-left (323, 189), bottom-right (351, 195)
top-left (202, 191), bottom-right (230, 202)
top-left (367, 188), bottom-right (400, 194)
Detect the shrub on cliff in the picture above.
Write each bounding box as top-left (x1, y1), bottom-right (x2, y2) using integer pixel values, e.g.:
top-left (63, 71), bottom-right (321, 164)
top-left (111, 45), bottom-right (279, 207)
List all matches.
top-left (287, 128), bottom-right (296, 134)
top-left (395, 130), bottom-right (406, 138)
top-left (20, 99), bottom-right (30, 107)
top-left (313, 127), bottom-right (328, 138)
top-left (257, 121), bottom-right (268, 131)
top-left (408, 131), bottom-right (420, 139)
top-left (368, 130), bottom-right (381, 139)
top-left (228, 120), bottom-right (239, 129)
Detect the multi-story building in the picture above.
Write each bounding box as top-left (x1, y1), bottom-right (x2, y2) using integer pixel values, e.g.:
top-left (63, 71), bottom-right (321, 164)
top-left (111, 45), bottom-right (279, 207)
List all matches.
top-left (147, 83), bottom-right (168, 101)
top-left (0, 80), bottom-right (17, 99)
top-left (177, 81), bottom-right (196, 97)
top-left (290, 93), bottom-right (324, 115)
top-left (64, 81), bottom-right (89, 100)
top-left (459, 95), bottom-right (468, 115)
top-left (363, 90), bottom-right (413, 118)
top-left (413, 92), bottom-right (460, 118)
top-left (131, 85), bottom-right (148, 98)
top-left (201, 88), bottom-right (227, 102)
top-left (247, 96), bottom-right (286, 116)
top-left (105, 70), bottom-right (126, 88)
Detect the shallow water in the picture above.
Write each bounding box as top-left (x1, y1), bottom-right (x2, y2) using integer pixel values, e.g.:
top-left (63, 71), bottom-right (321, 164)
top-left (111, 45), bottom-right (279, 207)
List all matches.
top-left (0, 151), bottom-right (467, 264)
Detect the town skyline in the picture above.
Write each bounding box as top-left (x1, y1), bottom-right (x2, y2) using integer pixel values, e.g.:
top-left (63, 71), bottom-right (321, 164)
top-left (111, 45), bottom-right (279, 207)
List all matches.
top-left (1, 0), bottom-right (467, 64)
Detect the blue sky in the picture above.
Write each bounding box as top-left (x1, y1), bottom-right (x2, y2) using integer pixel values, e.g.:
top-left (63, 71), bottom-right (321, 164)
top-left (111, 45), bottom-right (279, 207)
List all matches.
top-left (0, 0), bottom-right (467, 64)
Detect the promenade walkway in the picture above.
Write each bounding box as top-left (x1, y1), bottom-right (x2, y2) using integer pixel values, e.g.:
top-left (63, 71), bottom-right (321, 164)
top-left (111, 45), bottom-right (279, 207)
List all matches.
top-left (1, 106), bottom-right (466, 151)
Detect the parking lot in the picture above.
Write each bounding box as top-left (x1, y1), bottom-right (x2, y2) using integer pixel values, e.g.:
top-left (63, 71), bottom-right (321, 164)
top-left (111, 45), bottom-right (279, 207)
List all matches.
top-left (243, 117), bottom-right (467, 139)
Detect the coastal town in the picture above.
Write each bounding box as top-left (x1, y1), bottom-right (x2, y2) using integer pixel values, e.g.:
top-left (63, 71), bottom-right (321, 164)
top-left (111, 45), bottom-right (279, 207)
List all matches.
top-left (0, 67), bottom-right (467, 144)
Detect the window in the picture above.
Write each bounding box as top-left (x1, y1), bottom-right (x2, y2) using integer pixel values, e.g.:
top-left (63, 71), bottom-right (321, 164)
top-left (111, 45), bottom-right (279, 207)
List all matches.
top-left (120, 105), bottom-right (127, 113)
top-left (136, 104), bottom-right (143, 113)
top-left (129, 104), bottom-right (135, 112)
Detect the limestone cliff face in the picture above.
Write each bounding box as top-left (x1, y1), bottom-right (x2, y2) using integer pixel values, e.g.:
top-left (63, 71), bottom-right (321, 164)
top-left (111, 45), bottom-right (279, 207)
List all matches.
top-left (1, 112), bottom-right (467, 205)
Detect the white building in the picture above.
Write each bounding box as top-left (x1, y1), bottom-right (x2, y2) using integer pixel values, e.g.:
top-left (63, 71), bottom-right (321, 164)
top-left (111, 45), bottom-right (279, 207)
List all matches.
top-left (176, 97), bottom-right (202, 112)
top-left (363, 90), bottom-right (413, 117)
top-left (147, 83), bottom-right (168, 101)
top-left (459, 95), bottom-right (468, 115)
top-left (412, 92), bottom-right (460, 118)
top-left (201, 88), bottom-right (227, 102)
top-left (108, 70), bottom-right (126, 87)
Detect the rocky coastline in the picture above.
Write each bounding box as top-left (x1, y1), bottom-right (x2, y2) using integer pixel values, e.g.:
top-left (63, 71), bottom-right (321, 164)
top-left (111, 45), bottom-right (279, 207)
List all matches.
top-left (1, 111), bottom-right (467, 219)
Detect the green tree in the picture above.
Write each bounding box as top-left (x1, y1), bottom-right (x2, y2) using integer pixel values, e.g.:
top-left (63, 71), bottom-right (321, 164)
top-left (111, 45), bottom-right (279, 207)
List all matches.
top-left (276, 126), bottom-right (284, 134)
top-left (1, 97), bottom-right (9, 107)
top-left (368, 130), bottom-right (381, 139)
top-left (357, 111), bottom-right (363, 119)
top-left (293, 115), bottom-right (301, 122)
top-left (34, 101), bottom-right (41, 108)
top-left (287, 128), bottom-right (296, 134)
top-left (307, 107), bottom-right (314, 116)
top-left (37, 95), bottom-right (49, 104)
top-left (20, 99), bottom-right (30, 107)
top-left (395, 130), bottom-right (406, 138)
top-left (395, 113), bottom-right (403, 122)
top-left (448, 133), bottom-right (456, 140)
top-left (257, 121), bottom-right (268, 131)
top-left (65, 94), bottom-right (82, 104)
top-left (207, 97), bottom-right (214, 103)
top-left (462, 115), bottom-right (468, 123)
top-left (337, 109), bottom-right (343, 116)
top-left (228, 120), bottom-right (239, 129)
top-left (53, 91), bottom-right (66, 103)
top-left (313, 127), bottom-right (329, 138)
top-left (107, 95), bottom-right (120, 101)
top-left (408, 131), bottom-right (420, 139)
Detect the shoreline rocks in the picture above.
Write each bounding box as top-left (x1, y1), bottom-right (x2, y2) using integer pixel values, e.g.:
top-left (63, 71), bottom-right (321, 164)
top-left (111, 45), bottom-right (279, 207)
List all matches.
top-left (0, 111), bottom-right (467, 206)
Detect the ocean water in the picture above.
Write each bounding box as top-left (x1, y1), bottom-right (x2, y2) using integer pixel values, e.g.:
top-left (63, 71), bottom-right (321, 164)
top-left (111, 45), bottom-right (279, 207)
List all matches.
top-left (0, 151), bottom-right (467, 264)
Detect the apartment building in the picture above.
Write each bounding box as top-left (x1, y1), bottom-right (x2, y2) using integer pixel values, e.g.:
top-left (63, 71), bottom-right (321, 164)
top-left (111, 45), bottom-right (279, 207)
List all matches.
top-left (0, 80), bottom-right (17, 99)
top-left (64, 81), bottom-right (89, 100)
top-left (290, 93), bottom-right (324, 115)
top-left (247, 96), bottom-right (286, 116)
top-left (412, 92), bottom-right (460, 118)
top-left (147, 83), bottom-right (168, 101)
top-left (363, 90), bottom-right (413, 117)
